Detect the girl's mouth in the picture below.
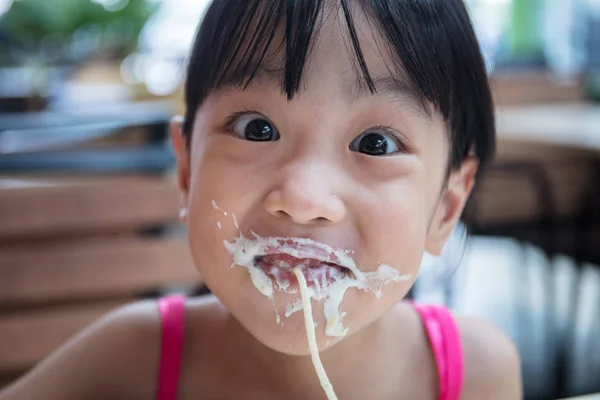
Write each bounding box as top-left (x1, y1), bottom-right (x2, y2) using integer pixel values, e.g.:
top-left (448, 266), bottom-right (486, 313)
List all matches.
top-left (254, 253), bottom-right (351, 290)
top-left (224, 232), bottom-right (411, 336)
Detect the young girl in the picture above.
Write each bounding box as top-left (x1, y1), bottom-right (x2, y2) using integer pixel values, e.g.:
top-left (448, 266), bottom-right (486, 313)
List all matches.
top-left (1, 0), bottom-right (522, 399)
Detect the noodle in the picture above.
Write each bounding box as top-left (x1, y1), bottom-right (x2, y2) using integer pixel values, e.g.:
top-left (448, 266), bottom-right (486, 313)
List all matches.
top-left (293, 267), bottom-right (338, 400)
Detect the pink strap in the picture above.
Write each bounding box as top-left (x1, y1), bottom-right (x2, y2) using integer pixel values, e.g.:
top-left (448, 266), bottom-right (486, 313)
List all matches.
top-left (157, 294), bottom-right (186, 400)
top-left (412, 304), bottom-right (464, 400)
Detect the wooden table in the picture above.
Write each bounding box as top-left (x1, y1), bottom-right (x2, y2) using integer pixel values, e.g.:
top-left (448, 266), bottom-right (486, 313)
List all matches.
top-left (496, 104), bottom-right (600, 152)
top-left (0, 174), bottom-right (179, 239)
top-left (469, 104), bottom-right (600, 224)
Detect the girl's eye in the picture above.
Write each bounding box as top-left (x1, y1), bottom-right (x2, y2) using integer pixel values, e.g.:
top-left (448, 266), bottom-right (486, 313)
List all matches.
top-left (229, 113), bottom-right (280, 142)
top-left (349, 130), bottom-right (403, 156)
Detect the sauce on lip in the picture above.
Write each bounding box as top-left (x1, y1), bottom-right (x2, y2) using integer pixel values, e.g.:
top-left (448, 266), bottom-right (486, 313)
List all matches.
top-left (255, 254), bottom-right (350, 289)
top-left (223, 232), bottom-right (412, 336)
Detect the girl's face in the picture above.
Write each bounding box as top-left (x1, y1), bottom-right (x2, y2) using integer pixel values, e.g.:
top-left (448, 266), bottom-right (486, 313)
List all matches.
top-left (173, 11), bottom-right (476, 355)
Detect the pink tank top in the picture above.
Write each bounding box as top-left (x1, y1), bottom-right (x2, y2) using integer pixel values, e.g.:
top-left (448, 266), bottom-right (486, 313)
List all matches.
top-left (156, 295), bottom-right (464, 400)
top-left (412, 303), bottom-right (464, 400)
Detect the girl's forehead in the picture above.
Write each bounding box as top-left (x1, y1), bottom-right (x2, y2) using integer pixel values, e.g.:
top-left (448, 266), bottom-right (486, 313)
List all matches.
top-left (219, 8), bottom-right (432, 117)
top-left (293, 14), bottom-right (389, 82)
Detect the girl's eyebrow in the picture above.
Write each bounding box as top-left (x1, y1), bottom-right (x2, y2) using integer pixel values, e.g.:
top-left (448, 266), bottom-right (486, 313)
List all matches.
top-left (217, 62), bottom-right (284, 91)
top-left (350, 75), bottom-right (432, 120)
top-left (248, 64), bottom-right (286, 86)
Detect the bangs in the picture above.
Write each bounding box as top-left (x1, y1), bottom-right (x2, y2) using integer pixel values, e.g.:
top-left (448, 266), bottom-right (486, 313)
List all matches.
top-left (183, 0), bottom-right (446, 128)
top-left (185, 0), bottom-right (324, 109)
top-left (184, 0), bottom-right (494, 173)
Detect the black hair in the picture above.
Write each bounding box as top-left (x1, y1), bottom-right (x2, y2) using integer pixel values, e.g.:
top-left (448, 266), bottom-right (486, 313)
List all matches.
top-left (182, 0), bottom-right (496, 175)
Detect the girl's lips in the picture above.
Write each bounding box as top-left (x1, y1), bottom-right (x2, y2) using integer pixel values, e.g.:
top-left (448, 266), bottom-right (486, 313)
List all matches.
top-left (258, 253), bottom-right (344, 269)
top-left (255, 254), bottom-right (350, 288)
top-left (262, 240), bottom-right (347, 266)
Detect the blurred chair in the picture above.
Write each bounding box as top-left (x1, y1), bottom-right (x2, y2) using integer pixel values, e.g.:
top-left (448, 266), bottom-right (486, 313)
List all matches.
top-left (465, 139), bottom-right (600, 264)
top-left (417, 235), bottom-right (600, 400)
top-left (419, 137), bottom-right (600, 400)
top-left (0, 175), bottom-right (201, 388)
top-left (0, 103), bottom-right (202, 389)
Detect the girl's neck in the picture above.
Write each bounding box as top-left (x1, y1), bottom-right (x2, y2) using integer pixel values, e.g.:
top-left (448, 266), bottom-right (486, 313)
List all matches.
top-left (222, 303), bottom-right (411, 398)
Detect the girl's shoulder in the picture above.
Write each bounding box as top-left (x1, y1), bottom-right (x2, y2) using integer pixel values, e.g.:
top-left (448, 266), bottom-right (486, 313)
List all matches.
top-left (403, 303), bottom-right (521, 400)
top-left (0, 299), bottom-right (163, 400)
top-left (454, 314), bottom-right (522, 400)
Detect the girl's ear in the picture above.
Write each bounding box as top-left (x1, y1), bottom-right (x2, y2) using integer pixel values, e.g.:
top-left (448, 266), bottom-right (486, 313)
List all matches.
top-left (425, 157), bottom-right (478, 256)
top-left (170, 116), bottom-right (190, 222)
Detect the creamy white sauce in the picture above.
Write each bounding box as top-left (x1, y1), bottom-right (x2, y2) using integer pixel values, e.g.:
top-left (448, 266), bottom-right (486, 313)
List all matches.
top-left (223, 232), bottom-right (411, 336)
top-left (285, 297), bottom-right (303, 318)
top-left (214, 199), bottom-right (412, 399)
top-left (211, 200), bottom-right (228, 216)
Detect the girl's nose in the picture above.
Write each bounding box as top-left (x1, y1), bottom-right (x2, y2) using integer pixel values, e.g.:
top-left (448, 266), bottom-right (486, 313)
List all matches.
top-left (262, 164), bottom-right (347, 225)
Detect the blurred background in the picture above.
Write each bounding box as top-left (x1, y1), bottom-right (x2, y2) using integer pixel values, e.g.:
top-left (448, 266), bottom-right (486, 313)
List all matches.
top-left (0, 1), bottom-right (599, 399)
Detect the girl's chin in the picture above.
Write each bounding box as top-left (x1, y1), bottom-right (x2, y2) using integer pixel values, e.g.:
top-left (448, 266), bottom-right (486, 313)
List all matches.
top-left (228, 304), bottom-right (345, 355)
top-left (248, 327), bottom-right (344, 356)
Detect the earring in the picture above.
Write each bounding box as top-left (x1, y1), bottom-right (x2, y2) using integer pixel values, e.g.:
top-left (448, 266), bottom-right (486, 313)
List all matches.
top-left (179, 193), bottom-right (189, 223)
top-left (179, 207), bottom-right (189, 223)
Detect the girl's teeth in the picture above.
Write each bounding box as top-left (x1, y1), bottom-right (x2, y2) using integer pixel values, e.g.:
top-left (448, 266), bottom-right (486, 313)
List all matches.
top-left (274, 260), bottom-right (292, 269)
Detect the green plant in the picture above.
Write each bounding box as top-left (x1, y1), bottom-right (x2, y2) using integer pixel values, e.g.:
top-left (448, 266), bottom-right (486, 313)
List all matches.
top-left (0, 0), bottom-right (158, 65)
